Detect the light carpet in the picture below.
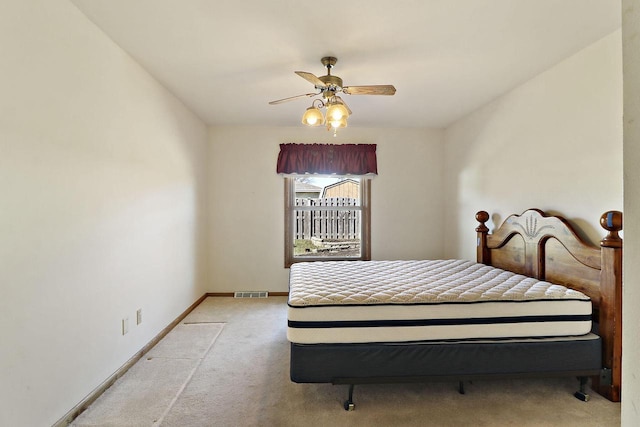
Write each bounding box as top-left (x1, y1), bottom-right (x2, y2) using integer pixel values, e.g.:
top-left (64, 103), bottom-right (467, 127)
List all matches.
top-left (72, 297), bottom-right (620, 426)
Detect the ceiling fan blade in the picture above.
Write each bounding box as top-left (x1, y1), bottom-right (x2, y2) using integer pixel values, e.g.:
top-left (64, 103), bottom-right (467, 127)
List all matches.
top-left (268, 93), bottom-right (318, 105)
top-left (343, 85), bottom-right (396, 96)
top-left (295, 71), bottom-right (327, 88)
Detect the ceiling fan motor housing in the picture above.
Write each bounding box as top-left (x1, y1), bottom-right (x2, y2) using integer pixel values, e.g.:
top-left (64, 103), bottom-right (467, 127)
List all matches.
top-left (318, 75), bottom-right (343, 93)
top-left (318, 56), bottom-right (342, 94)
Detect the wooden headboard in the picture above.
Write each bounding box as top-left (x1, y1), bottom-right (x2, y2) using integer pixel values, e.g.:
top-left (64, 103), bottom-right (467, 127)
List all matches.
top-left (475, 209), bottom-right (622, 402)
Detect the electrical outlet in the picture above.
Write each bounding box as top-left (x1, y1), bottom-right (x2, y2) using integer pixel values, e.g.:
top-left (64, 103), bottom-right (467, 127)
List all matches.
top-left (136, 309), bottom-right (142, 325)
top-left (122, 317), bottom-right (129, 335)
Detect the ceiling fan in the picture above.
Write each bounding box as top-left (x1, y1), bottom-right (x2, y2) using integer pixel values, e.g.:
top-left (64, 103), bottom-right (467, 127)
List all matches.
top-left (269, 57), bottom-right (396, 132)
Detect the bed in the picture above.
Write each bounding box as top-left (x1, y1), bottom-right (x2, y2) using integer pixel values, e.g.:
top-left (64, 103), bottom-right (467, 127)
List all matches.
top-left (287, 209), bottom-right (622, 410)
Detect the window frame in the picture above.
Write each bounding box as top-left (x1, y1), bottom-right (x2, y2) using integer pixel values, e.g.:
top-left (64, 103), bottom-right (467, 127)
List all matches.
top-left (284, 176), bottom-right (371, 268)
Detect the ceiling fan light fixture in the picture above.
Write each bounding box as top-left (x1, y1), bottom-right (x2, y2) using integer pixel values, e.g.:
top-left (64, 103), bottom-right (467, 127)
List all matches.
top-left (328, 116), bottom-right (348, 129)
top-left (326, 101), bottom-right (349, 121)
top-left (301, 105), bottom-right (324, 126)
top-left (269, 57), bottom-right (395, 133)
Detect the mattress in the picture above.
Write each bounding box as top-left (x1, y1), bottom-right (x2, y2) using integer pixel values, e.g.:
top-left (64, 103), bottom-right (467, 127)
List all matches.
top-left (287, 259), bottom-right (592, 344)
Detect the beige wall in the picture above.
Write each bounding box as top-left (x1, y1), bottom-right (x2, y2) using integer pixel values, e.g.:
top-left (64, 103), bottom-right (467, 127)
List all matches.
top-left (207, 126), bottom-right (445, 292)
top-left (443, 30), bottom-right (623, 261)
top-left (0, 1), bottom-right (209, 425)
top-left (622, 0), bottom-right (640, 423)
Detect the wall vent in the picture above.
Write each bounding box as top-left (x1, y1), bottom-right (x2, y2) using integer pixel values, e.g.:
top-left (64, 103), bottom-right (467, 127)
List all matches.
top-left (234, 291), bottom-right (268, 298)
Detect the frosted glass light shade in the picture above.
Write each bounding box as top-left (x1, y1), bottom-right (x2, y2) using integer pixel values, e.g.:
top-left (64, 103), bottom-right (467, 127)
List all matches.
top-left (328, 117), bottom-right (348, 128)
top-left (326, 102), bottom-right (349, 121)
top-left (301, 107), bottom-right (324, 126)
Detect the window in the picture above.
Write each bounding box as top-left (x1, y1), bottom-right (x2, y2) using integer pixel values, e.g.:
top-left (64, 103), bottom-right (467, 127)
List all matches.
top-left (277, 143), bottom-right (376, 267)
top-left (284, 176), bottom-right (371, 267)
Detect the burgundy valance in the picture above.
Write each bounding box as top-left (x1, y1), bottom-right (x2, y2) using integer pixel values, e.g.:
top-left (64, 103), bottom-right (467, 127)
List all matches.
top-left (276, 143), bottom-right (377, 175)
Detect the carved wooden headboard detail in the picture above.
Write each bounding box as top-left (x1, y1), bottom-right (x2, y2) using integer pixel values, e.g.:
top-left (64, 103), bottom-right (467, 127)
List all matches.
top-left (475, 209), bottom-right (623, 402)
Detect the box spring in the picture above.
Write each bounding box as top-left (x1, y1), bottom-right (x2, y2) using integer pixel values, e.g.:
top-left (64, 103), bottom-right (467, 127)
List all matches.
top-left (290, 334), bottom-right (602, 384)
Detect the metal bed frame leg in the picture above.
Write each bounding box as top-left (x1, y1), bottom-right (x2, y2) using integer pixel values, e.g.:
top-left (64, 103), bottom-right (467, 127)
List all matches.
top-left (574, 377), bottom-right (590, 402)
top-left (344, 384), bottom-right (355, 411)
top-left (458, 381), bottom-right (465, 395)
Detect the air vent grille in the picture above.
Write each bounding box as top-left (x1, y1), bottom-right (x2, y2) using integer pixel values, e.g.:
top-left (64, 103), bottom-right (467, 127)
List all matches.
top-left (234, 291), bottom-right (268, 298)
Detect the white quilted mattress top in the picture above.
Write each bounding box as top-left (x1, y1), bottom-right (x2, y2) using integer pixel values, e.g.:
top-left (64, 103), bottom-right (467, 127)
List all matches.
top-left (288, 259), bottom-right (589, 307)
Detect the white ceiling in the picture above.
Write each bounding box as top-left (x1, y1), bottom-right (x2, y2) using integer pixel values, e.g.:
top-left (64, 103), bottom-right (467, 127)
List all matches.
top-left (70, 0), bottom-right (620, 129)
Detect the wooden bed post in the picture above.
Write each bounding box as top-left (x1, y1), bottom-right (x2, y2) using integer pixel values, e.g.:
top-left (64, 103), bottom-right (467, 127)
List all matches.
top-left (476, 211), bottom-right (490, 265)
top-left (595, 210), bottom-right (623, 402)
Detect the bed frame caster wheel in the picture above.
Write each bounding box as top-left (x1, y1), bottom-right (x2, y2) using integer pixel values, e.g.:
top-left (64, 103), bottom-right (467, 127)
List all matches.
top-left (574, 391), bottom-right (590, 402)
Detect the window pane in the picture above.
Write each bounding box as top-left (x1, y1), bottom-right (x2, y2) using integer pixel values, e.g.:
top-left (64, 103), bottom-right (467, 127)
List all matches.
top-left (293, 177), bottom-right (361, 259)
top-left (294, 177), bottom-right (361, 203)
